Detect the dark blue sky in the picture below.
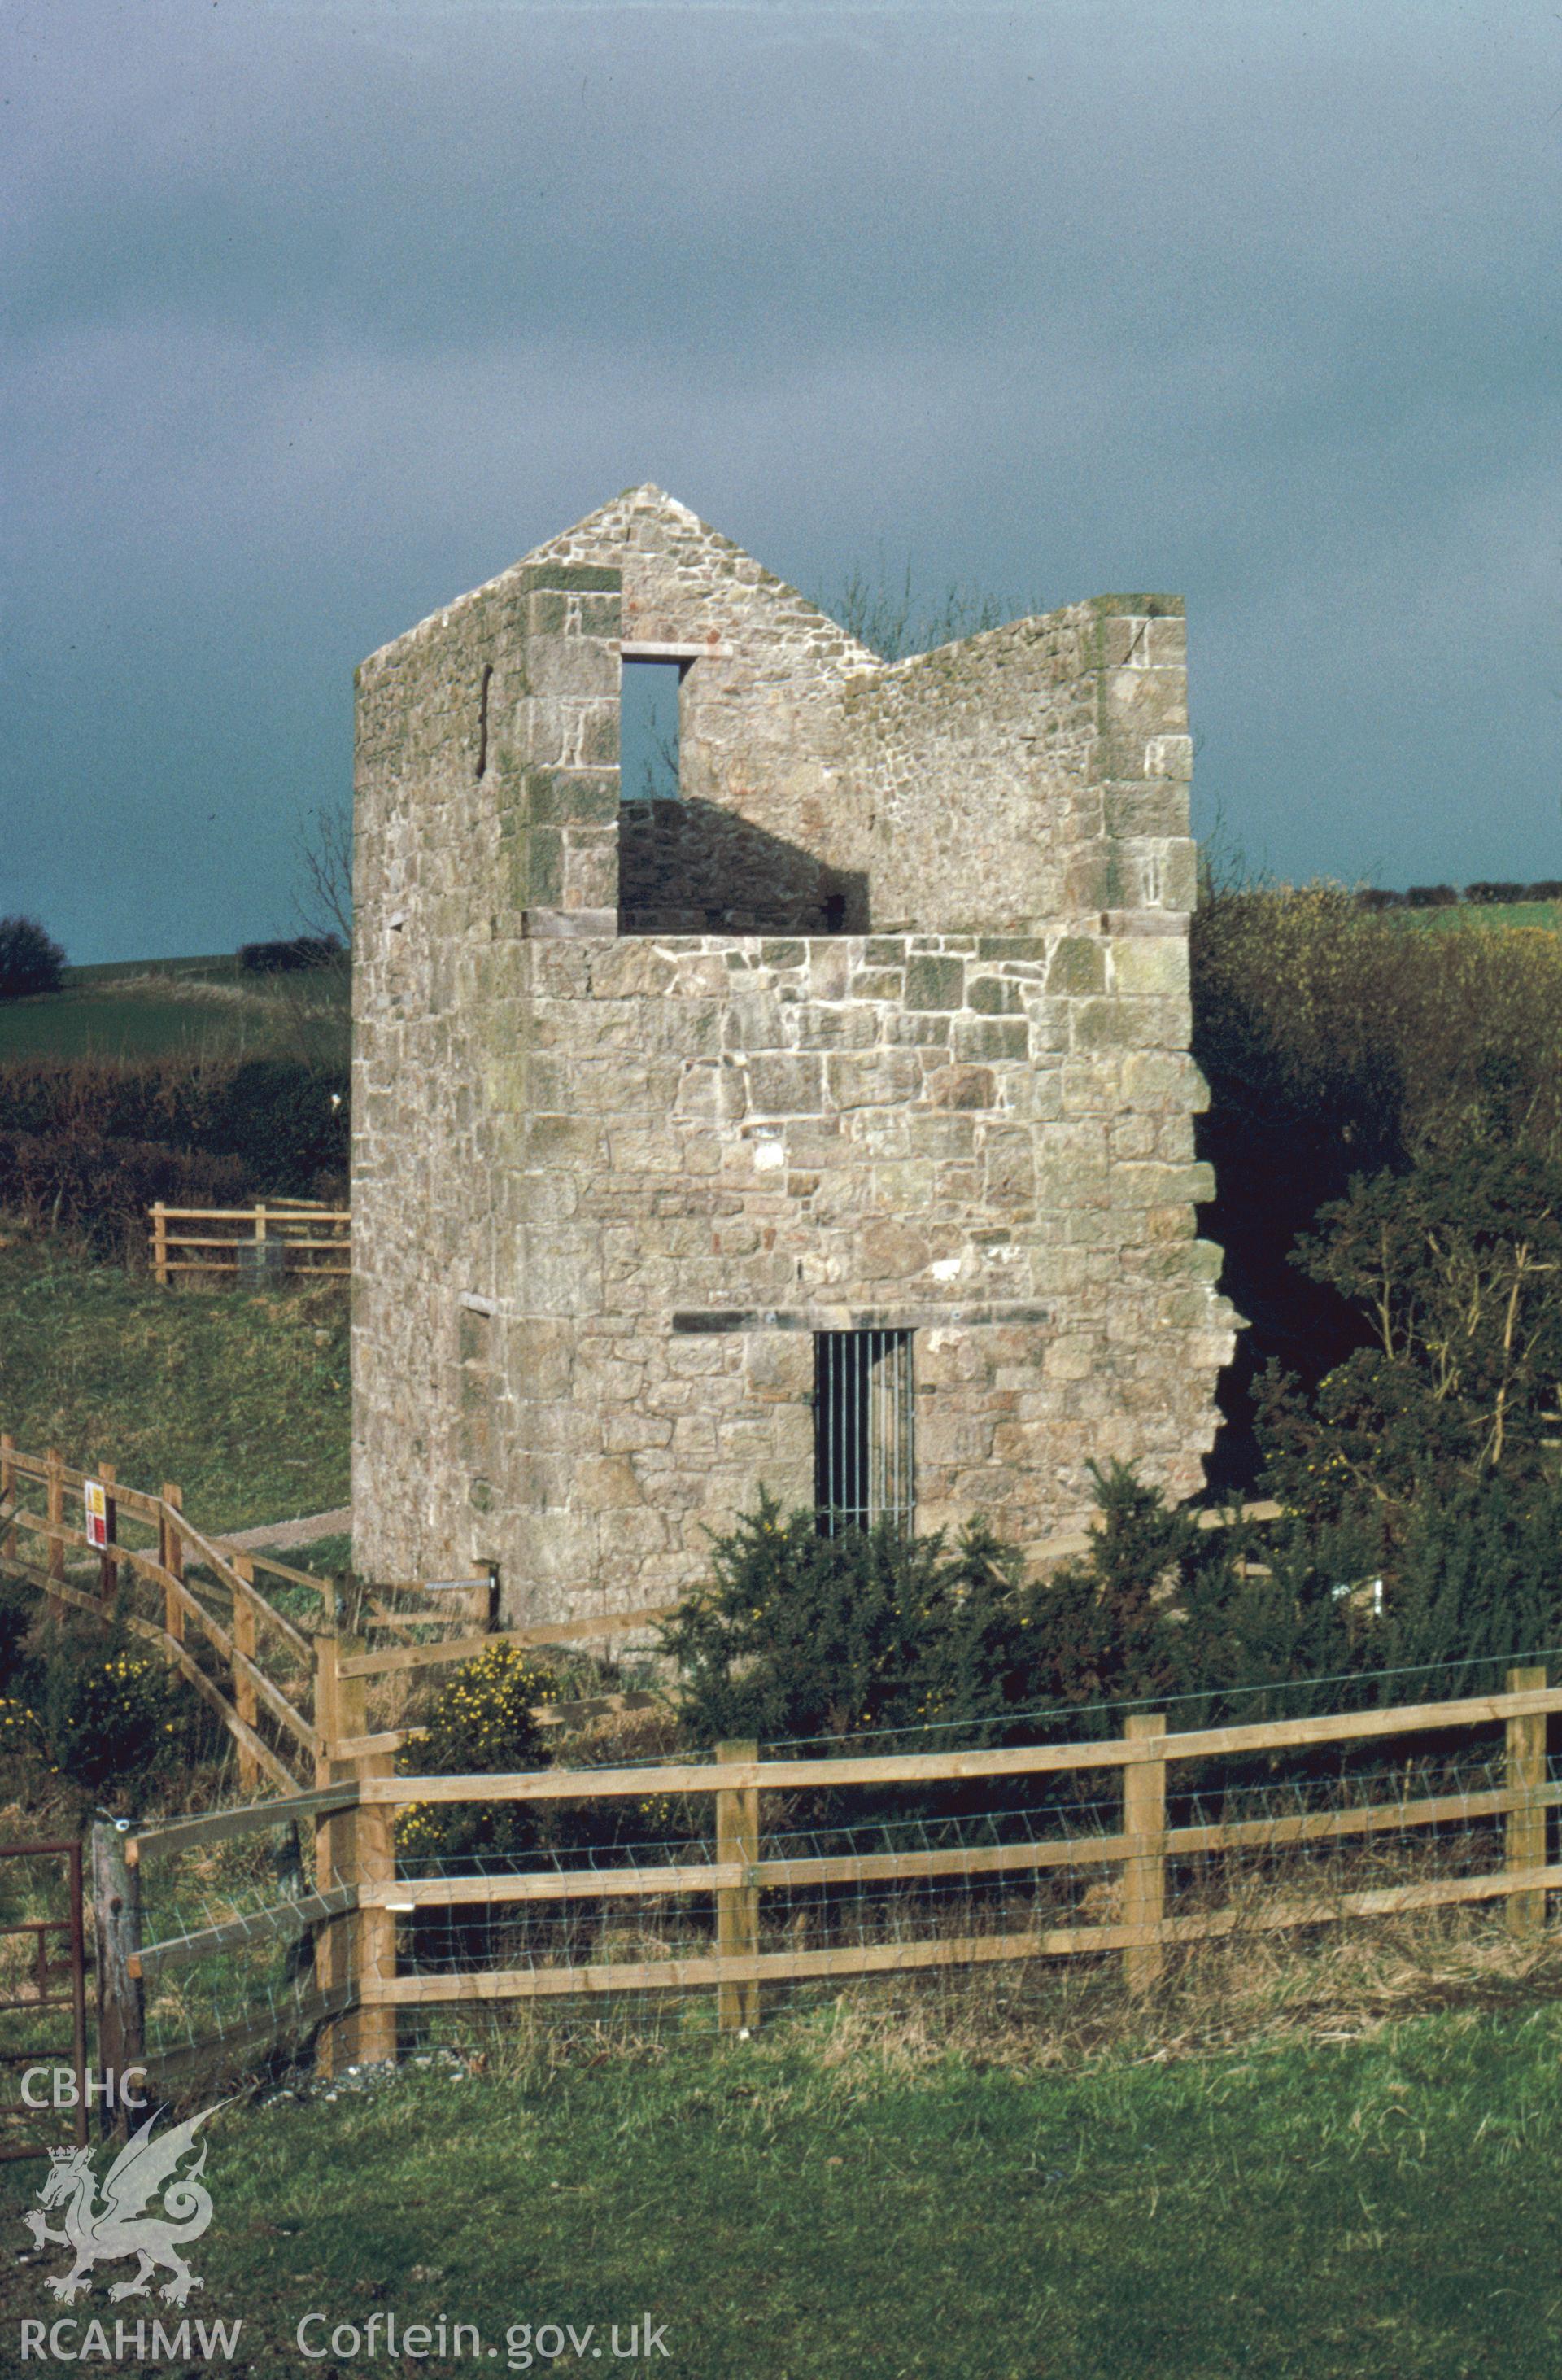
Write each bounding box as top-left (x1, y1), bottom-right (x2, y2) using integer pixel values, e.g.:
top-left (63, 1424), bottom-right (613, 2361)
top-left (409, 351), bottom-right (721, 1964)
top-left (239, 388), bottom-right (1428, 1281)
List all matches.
top-left (3, 1), bottom-right (1559, 963)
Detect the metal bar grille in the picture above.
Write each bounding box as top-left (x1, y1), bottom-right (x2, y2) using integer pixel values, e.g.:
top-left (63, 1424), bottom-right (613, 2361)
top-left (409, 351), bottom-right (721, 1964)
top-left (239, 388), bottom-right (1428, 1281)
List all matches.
top-left (814, 1330), bottom-right (914, 1535)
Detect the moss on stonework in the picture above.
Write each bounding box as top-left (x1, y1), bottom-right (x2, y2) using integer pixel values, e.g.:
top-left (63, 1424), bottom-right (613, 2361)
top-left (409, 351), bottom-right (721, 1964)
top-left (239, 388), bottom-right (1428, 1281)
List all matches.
top-left (1047, 939), bottom-right (1106, 997)
top-left (905, 955), bottom-right (965, 1010)
top-left (969, 977), bottom-right (1025, 1015)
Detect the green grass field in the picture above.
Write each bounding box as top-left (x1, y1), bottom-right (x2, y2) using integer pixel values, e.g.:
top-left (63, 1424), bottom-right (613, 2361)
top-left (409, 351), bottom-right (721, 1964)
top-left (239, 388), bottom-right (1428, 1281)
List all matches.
top-left (0, 2004), bottom-right (1557, 2378)
top-left (1394, 899), bottom-right (1562, 935)
top-left (59, 954), bottom-right (244, 987)
top-left (0, 1229), bottom-right (348, 1535)
top-left (0, 959), bottom-right (349, 1063)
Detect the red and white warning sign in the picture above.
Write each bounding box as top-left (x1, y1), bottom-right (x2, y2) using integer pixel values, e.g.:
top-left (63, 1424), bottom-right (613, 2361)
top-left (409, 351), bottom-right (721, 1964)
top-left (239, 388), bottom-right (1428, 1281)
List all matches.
top-left (83, 1479), bottom-right (109, 1552)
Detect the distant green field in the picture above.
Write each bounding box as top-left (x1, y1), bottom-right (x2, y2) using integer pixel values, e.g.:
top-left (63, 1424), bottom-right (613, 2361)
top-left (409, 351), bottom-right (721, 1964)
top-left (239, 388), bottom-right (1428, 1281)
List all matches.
top-left (59, 952), bottom-right (242, 986)
top-left (1395, 899), bottom-right (1562, 933)
top-left (0, 963), bottom-right (349, 1063)
top-left (0, 988), bottom-right (245, 1059)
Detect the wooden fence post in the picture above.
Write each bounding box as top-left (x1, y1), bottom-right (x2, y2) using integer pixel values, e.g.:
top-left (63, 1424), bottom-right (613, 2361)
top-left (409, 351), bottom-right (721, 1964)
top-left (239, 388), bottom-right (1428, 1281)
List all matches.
top-left (351, 1750), bottom-right (399, 2069)
top-left (312, 1628), bottom-right (384, 2075)
top-left (159, 1486), bottom-right (185, 1646)
top-left (45, 1447), bottom-right (64, 1605)
top-left (715, 1740), bottom-right (760, 2034)
top-left (313, 1627), bottom-right (341, 1791)
top-left (1507, 1665), bottom-right (1548, 1941)
top-left (312, 1628), bottom-right (347, 2073)
top-left (151, 1203), bottom-right (168, 1288)
top-left (90, 1821), bottom-right (144, 2137)
top-left (98, 1461), bottom-right (118, 1605)
top-left (1122, 1712), bottom-right (1167, 1995)
top-left (0, 1432), bottom-right (14, 1566)
top-left (232, 1555), bottom-right (259, 1796)
top-left (329, 1642), bottom-right (399, 2065)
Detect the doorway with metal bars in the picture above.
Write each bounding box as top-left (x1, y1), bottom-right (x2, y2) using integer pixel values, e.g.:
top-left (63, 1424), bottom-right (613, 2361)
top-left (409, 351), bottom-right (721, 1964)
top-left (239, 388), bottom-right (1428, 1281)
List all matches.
top-left (814, 1329), bottom-right (915, 1535)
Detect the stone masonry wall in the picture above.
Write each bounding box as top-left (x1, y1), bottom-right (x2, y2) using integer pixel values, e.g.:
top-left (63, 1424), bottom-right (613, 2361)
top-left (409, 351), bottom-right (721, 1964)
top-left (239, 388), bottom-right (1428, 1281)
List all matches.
top-left (351, 487), bottom-right (1236, 1621)
top-left (617, 797), bottom-right (865, 935)
top-left (418, 928), bottom-right (1227, 1622)
top-left (839, 604), bottom-right (1195, 932)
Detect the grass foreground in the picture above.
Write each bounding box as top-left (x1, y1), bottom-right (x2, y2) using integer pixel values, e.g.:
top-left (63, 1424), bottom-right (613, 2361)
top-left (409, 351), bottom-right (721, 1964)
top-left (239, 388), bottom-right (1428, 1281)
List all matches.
top-left (0, 1229), bottom-right (348, 1534)
top-left (0, 2001), bottom-right (1558, 2378)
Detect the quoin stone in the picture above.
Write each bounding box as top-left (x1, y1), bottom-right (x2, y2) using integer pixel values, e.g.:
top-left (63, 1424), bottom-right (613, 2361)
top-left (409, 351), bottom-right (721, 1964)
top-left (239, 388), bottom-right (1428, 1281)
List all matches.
top-left (351, 485), bottom-right (1237, 1622)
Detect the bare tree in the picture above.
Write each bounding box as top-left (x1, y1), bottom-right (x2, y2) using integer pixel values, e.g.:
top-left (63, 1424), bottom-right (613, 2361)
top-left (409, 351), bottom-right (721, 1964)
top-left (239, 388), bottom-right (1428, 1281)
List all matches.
top-left (810, 558), bottom-right (1029, 664)
top-left (295, 801), bottom-right (354, 947)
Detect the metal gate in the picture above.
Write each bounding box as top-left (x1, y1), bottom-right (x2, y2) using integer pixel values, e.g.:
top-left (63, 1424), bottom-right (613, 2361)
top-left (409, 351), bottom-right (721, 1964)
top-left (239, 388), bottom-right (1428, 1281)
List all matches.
top-left (0, 1841), bottom-right (89, 2159)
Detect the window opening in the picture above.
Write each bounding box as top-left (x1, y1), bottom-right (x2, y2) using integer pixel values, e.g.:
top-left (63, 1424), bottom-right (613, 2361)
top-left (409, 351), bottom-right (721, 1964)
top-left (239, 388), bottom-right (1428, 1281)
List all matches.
top-left (476, 663), bottom-right (492, 780)
top-left (814, 1330), bottom-right (914, 1535)
top-left (619, 657), bottom-right (683, 801)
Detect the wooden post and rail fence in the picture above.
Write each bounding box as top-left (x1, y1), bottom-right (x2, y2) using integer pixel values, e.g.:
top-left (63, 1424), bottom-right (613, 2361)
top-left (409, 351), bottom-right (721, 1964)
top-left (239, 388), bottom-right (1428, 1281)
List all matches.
top-left (0, 1434), bottom-right (675, 1804)
top-left (92, 1665), bottom-right (1562, 2090)
top-left (149, 1200), bottom-right (350, 1286)
top-left (4, 1435), bottom-right (1556, 2085)
top-left (0, 1434), bottom-right (325, 1794)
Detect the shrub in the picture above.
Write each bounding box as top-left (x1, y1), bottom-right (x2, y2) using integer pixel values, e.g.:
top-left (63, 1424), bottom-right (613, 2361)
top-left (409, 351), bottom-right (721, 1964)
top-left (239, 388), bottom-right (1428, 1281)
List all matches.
top-left (396, 1641), bottom-right (562, 1868)
top-left (0, 1132), bottom-right (248, 1254)
top-left (1405, 884), bottom-right (1459, 907)
top-left (0, 1053), bottom-right (349, 1247)
top-left (659, 1491), bottom-right (1029, 1751)
top-left (0, 1583), bottom-right (37, 1693)
top-left (37, 1620), bottom-right (187, 1805)
top-left (201, 1057), bottom-right (348, 1188)
top-left (0, 917), bottom-right (66, 1001)
top-left (1255, 1146), bottom-right (1562, 1521)
top-left (997, 1462), bottom-right (1562, 1736)
top-left (1191, 881), bottom-right (1562, 1483)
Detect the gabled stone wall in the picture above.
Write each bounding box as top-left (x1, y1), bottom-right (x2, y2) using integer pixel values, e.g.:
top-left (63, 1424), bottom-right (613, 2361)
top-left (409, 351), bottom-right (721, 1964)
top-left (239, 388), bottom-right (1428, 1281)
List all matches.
top-left (351, 486), bottom-right (1237, 1620)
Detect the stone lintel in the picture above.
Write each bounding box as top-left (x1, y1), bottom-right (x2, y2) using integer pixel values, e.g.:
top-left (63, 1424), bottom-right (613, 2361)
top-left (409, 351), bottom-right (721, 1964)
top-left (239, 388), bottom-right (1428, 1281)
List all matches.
top-left (521, 908), bottom-right (619, 939)
top-left (670, 1301), bottom-right (1057, 1335)
top-left (619, 640), bottom-right (733, 662)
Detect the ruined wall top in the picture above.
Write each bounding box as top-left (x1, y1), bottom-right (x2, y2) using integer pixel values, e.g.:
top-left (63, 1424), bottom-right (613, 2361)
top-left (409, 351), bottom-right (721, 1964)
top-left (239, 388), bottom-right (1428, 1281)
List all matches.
top-left (358, 484), bottom-right (1193, 941)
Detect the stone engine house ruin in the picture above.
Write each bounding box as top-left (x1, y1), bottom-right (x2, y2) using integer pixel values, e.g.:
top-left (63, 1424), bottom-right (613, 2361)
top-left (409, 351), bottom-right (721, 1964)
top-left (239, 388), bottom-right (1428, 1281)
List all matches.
top-left (351, 486), bottom-right (1236, 1623)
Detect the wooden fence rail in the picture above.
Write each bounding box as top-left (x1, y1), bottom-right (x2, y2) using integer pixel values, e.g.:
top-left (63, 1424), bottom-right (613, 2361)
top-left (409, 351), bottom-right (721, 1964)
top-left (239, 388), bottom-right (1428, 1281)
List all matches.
top-left (120, 1665), bottom-right (1562, 2081)
top-left (149, 1202), bottom-right (350, 1286)
top-left (0, 1435), bottom-right (678, 1824)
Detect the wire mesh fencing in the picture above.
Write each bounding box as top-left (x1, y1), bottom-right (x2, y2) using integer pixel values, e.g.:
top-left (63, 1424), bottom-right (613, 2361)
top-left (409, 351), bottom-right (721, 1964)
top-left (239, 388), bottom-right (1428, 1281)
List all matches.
top-left (116, 1659), bottom-right (1562, 2088)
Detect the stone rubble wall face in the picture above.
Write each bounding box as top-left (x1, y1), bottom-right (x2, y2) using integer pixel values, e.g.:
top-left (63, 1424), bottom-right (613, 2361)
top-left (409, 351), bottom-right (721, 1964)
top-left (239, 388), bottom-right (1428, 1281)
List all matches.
top-left (533, 488), bottom-right (878, 920)
top-left (351, 490), bottom-right (1234, 1622)
top-left (352, 555), bottom-right (624, 1587)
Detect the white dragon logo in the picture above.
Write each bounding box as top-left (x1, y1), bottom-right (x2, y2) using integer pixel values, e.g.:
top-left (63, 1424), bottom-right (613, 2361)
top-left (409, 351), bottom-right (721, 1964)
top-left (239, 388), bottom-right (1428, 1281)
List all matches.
top-left (21, 2103), bottom-right (220, 2307)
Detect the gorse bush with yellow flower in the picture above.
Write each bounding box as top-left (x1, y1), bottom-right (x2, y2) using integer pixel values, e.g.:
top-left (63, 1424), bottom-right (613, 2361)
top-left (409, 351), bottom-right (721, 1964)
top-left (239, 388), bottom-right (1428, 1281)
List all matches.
top-left (39, 1622), bottom-right (190, 1801)
top-left (396, 1640), bottom-right (562, 1867)
top-left (0, 1601), bottom-right (205, 1807)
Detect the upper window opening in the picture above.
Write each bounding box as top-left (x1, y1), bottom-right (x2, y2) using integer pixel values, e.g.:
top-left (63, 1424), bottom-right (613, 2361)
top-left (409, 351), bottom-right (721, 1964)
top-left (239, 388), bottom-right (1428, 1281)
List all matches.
top-left (620, 657), bottom-right (682, 802)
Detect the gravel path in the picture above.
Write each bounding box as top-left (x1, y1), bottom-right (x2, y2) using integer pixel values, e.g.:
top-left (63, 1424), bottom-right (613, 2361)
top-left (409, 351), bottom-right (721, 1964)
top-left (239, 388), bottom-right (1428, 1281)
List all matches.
top-left (223, 1505), bottom-right (352, 1551)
